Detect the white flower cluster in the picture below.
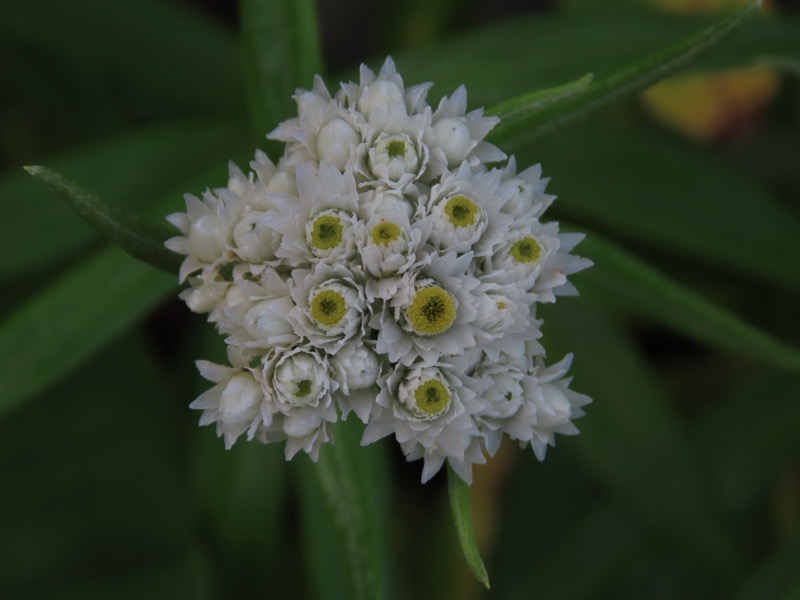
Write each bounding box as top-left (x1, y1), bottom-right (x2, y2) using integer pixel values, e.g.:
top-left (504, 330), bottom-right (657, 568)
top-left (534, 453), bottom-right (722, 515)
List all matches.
top-left (166, 58), bottom-right (592, 484)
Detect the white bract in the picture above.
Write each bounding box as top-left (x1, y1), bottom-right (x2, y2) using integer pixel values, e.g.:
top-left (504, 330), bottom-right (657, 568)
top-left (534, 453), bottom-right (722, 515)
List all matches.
top-left (168, 57), bottom-right (593, 484)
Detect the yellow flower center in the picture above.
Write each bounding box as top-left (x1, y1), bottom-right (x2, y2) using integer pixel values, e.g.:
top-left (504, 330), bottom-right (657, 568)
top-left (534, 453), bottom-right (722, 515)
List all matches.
top-left (309, 215), bottom-right (343, 250)
top-left (414, 380), bottom-right (450, 416)
top-left (371, 222), bottom-right (402, 246)
top-left (387, 139), bottom-right (406, 158)
top-left (310, 290), bottom-right (347, 327)
top-left (510, 236), bottom-right (542, 264)
top-left (496, 301), bottom-right (507, 310)
top-left (296, 379), bottom-right (312, 397)
top-left (444, 195), bottom-right (478, 228)
top-left (406, 286), bottom-right (456, 336)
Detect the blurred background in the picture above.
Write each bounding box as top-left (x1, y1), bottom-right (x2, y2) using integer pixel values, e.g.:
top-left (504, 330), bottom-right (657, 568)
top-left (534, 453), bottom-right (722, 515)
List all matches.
top-left (1, 0), bottom-right (799, 598)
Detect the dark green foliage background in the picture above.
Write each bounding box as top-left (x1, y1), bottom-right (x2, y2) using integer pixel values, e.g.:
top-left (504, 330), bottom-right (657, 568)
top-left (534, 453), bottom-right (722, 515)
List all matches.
top-left (1, 0), bottom-right (799, 598)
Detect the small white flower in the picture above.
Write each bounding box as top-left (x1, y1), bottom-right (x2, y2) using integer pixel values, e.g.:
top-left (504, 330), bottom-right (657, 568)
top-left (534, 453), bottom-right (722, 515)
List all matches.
top-left (315, 117), bottom-right (361, 170)
top-left (362, 361), bottom-right (484, 483)
top-left (268, 164), bottom-right (362, 266)
top-left (496, 156), bottom-right (555, 219)
top-left (331, 341), bottom-right (382, 423)
top-left (289, 262), bottom-right (368, 354)
top-left (423, 163), bottom-right (512, 257)
top-left (358, 210), bottom-right (431, 300)
top-left (221, 268), bottom-right (297, 354)
top-left (471, 355), bottom-right (538, 456)
top-left (232, 207), bottom-right (281, 263)
top-left (190, 349), bottom-right (263, 449)
top-left (165, 187), bottom-right (236, 281)
top-left (374, 252), bottom-right (479, 366)
top-left (259, 346), bottom-right (338, 461)
top-left (425, 85), bottom-right (506, 177)
top-left (523, 354), bottom-right (592, 461)
top-left (470, 281), bottom-right (540, 362)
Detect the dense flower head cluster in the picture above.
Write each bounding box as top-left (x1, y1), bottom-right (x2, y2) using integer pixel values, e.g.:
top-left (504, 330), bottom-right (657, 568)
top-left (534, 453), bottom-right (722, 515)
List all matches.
top-left (166, 58), bottom-right (592, 484)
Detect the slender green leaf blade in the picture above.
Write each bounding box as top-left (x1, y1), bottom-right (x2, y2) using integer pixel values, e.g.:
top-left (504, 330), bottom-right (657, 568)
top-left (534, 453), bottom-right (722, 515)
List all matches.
top-left (501, 504), bottom-right (645, 600)
top-left (527, 120), bottom-right (800, 292)
top-left (696, 373), bottom-right (800, 515)
top-left (493, 2), bottom-right (759, 142)
top-left (391, 4), bottom-right (800, 112)
top-left (1, 0), bottom-right (243, 123)
top-left (447, 466), bottom-right (490, 589)
top-left (25, 166), bottom-right (180, 273)
top-left (301, 419), bottom-right (390, 600)
top-left (487, 73), bottom-right (593, 139)
top-left (543, 302), bottom-right (744, 581)
top-left (240, 0), bottom-right (322, 137)
top-left (0, 119), bottom-right (248, 282)
top-left (578, 234), bottom-right (800, 371)
top-left (0, 333), bottom-right (210, 599)
top-left (0, 246), bottom-right (174, 419)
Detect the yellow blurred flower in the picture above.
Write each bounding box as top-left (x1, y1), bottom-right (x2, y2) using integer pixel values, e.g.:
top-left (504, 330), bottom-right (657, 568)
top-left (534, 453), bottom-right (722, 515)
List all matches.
top-left (642, 0), bottom-right (781, 141)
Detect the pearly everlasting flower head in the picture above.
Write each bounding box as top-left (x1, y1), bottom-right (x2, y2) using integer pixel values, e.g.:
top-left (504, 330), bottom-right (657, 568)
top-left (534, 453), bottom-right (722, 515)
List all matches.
top-left (166, 57), bottom-right (593, 485)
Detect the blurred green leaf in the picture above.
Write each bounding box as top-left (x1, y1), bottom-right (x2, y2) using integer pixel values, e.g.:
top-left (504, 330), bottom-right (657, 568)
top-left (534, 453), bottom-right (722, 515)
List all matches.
top-left (492, 2), bottom-right (758, 143)
top-left (487, 73), bottom-right (593, 139)
top-left (696, 373), bottom-right (800, 515)
top-left (447, 467), bottom-right (490, 589)
top-left (0, 157), bottom-right (247, 420)
top-left (25, 166), bottom-right (180, 273)
top-left (501, 503), bottom-right (645, 600)
top-left (0, 246), bottom-right (174, 419)
top-left (190, 327), bottom-right (289, 598)
top-left (240, 0), bottom-right (322, 139)
top-left (300, 419), bottom-right (390, 600)
top-left (0, 332), bottom-right (210, 599)
top-left (543, 301), bottom-right (744, 582)
top-left (578, 234), bottom-right (800, 371)
top-left (394, 7), bottom-right (800, 109)
top-left (525, 120), bottom-right (800, 292)
top-left (0, 0), bottom-right (243, 126)
top-left (738, 536), bottom-right (800, 600)
top-left (0, 119), bottom-right (248, 282)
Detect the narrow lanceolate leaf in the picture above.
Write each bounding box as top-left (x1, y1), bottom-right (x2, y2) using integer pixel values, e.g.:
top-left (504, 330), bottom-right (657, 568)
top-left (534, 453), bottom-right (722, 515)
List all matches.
top-left (24, 166), bottom-right (180, 274)
top-left (240, 0), bottom-right (322, 137)
top-left (0, 246), bottom-right (174, 419)
top-left (303, 419), bottom-right (389, 600)
top-left (448, 466), bottom-right (490, 589)
top-left (486, 73), bottom-right (593, 140)
top-left (491, 1), bottom-right (759, 143)
top-left (578, 234), bottom-right (800, 372)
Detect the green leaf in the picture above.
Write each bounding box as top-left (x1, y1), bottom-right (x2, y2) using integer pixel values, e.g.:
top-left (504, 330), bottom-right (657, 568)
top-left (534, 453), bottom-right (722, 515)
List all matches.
top-left (25, 166), bottom-right (180, 273)
top-left (695, 373), bottom-right (800, 515)
top-left (526, 119), bottom-right (800, 293)
top-left (500, 504), bottom-right (645, 600)
top-left (738, 536), bottom-right (800, 600)
top-left (487, 73), bottom-right (594, 140)
top-left (393, 5), bottom-right (794, 111)
top-left (447, 466), bottom-right (490, 589)
top-left (0, 246), bottom-right (175, 419)
top-left (240, 0), bottom-right (322, 138)
top-left (300, 419), bottom-right (390, 600)
top-left (577, 234), bottom-right (800, 372)
top-left (0, 332), bottom-right (210, 599)
top-left (0, 119), bottom-right (248, 282)
top-left (1, 0), bottom-right (243, 125)
top-left (543, 302), bottom-right (744, 581)
top-left (491, 2), bottom-right (758, 143)
top-left (189, 328), bottom-right (289, 598)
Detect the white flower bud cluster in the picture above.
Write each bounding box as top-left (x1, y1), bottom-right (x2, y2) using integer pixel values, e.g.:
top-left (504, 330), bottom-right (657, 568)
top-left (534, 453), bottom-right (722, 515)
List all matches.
top-left (166, 58), bottom-right (592, 482)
